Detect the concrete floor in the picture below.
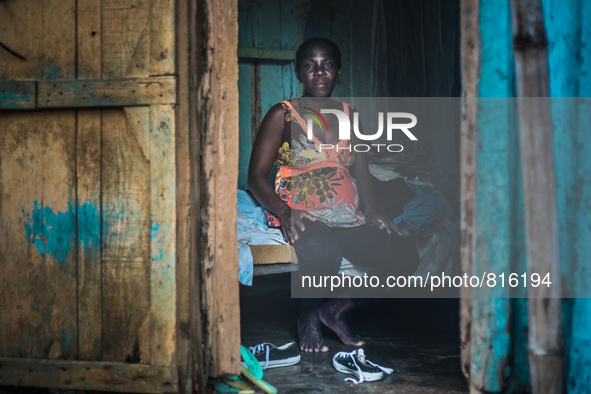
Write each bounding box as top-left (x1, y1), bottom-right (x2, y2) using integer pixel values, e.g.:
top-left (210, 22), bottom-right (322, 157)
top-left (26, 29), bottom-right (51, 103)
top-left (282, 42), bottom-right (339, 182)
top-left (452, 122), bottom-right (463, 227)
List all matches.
top-left (0, 272), bottom-right (467, 394)
top-left (240, 274), bottom-right (468, 394)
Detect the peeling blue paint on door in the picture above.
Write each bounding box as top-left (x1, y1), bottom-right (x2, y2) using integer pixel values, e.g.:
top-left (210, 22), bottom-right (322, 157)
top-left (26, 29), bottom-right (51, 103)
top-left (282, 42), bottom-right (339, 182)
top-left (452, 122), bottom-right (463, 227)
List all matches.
top-left (78, 201), bottom-right (101, 249)
top-left (22, 200), bottom-right (76, 265)
top-left (474, 0), bottom-right (591, 392)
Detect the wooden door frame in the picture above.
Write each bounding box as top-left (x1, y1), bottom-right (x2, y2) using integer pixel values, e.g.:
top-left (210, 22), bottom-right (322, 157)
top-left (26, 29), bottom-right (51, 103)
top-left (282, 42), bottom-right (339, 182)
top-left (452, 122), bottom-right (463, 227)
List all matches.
top-left (183, 0), bottom-right (485, 392)
top-left (190, 0), bottom-right (472, 391)
top-left (183, 0), bottom-right (241, 391)
top-left (459, 0), bottom-right (478, 383)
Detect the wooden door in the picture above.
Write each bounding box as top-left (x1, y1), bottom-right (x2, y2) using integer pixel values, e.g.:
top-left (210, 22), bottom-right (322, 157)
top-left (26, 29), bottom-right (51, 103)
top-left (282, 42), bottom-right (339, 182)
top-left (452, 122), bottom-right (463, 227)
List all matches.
top-left (0, 1), bottom-right (179, 391)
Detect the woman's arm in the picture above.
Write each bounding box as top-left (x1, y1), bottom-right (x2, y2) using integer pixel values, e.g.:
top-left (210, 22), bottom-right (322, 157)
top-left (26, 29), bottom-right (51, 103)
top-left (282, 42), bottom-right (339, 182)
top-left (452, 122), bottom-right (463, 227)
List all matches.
top-left (247, 103), bottom-right (286, 215)
top-left (247, 103), bottom-right (314, 243)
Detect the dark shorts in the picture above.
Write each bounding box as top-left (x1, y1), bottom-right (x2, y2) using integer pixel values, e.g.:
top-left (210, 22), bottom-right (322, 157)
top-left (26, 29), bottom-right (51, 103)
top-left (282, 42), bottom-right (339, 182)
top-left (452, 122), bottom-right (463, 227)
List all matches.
top-left (291, 219), bottom-right (420, 298)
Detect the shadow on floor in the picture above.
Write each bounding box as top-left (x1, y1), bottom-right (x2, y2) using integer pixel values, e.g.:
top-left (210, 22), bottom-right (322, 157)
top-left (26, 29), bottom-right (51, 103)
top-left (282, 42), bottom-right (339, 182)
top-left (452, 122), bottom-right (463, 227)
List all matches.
top-left (240, 273), bottom-right (468, 393)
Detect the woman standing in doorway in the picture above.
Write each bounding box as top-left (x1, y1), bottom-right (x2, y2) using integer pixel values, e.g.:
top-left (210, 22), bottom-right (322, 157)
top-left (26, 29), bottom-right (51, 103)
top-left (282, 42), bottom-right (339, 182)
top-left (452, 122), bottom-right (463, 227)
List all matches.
top-left (248, 38), bottom-right (419, 352)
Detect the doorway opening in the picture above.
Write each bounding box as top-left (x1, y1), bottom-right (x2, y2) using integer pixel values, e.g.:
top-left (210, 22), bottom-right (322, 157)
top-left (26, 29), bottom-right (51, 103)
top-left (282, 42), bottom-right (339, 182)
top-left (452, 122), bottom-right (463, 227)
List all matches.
top-left (235, 1), bottom-right (464, 392)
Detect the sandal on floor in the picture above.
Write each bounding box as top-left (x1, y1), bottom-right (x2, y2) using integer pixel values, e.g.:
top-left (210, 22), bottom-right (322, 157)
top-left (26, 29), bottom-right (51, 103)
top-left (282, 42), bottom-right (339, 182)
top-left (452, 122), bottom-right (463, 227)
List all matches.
top-left (240, 345), bottom-right (278, 394)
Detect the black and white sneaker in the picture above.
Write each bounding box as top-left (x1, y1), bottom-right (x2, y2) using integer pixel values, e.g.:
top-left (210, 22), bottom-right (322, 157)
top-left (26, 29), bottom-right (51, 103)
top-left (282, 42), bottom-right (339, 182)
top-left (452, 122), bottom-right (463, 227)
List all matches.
top-left (333, 349), bottom-right (393, 384)
top-left (248, 342), bottom-right (301, 369)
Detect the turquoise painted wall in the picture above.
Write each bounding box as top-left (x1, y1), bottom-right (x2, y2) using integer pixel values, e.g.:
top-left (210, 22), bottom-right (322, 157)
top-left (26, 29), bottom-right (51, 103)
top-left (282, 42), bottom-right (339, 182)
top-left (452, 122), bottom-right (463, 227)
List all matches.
top-left (237, 0), bottom-right (303, 190)
top-left (474, 0), bottom-right (591, 392)
top-left (543, 0), bottom-right (591, 391)
top-left (472, 1), bottom-right (521, 391)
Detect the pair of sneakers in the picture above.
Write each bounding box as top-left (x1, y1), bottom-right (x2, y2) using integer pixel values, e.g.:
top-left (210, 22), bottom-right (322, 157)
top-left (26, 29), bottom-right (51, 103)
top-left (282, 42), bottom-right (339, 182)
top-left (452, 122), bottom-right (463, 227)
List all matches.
top-left (248, 342), bottom-right (392, 385)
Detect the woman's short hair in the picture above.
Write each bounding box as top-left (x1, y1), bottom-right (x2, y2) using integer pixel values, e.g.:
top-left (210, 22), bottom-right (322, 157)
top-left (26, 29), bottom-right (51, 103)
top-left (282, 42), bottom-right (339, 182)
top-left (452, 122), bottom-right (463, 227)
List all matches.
top-left (295, 37), bottom-right (342, 72)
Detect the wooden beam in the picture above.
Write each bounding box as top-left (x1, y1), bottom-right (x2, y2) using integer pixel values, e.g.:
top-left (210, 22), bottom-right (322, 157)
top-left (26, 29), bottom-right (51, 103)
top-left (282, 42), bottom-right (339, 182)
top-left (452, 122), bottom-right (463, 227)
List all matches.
top-left (76, 109), bottom-right (102, 361)
top-left (101, 0), bottom-right (150, 79)
top-left (42, 0), bottom-right (76, 81)
top-left (124, 107), bottom-right (151, 159)
top-left (0, 81), bottom-right (36, 109)
top-left (175, 0), bottom-right (195, 390)
top-left (76, 0), bottom-right (103, 362)
top-left (196, 0), bottom-right (241, 378)
top-left (150, 0), bottom-right (175, 75)
top-left (0, 357), bottom-right (177, 393)
top-left (459, 0), bottom-right (480, 381)
top-left (189, 0), bottom-right (208, 389)
top-left (0, 112), bottom-right (78, 360)
top-left (38, 77), bottom-right (176, 108)
top-left (101, 109), bottom-right (151, 364)
top-left (149, 104), bottom-right (177, 368)
top-left (510, 0), bottom-right (564, 393)
top-left (0, 1), bottom-right (43, 80)
top-left (77, 0), bottom-right (102, 79)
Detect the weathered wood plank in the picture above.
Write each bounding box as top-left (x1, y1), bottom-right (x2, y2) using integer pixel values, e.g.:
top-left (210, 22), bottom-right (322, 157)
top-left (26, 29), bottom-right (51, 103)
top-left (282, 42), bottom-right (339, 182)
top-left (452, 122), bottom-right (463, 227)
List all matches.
top-left (459, 0), bottom-right (480, 381)
top-left (149, 105), bottom-right (177, 368)
top-left (0, 112), bottom-right (78, 360)
top-left (0, 0), bottom-right (43, 80)
top-left (38, 77), bottom-right (177, 108)
top-left (175, 0), bottom-right (194, 390)
top-left (124, 107), bottom-right (151, 161)
top-left (0, 81), bottom-right (36, 109)
top-left (197, 0), bottom-right (241, 377)
top-left (77, 0), bottom-right (102, 79)
top-left (42, 0), bottom-right (76, 80)
top-left (76, 1), bottom-right (103, 359)
top-left (101, 0), bottom-right (150, 79)
top-left (511, 1), bottom-right (563, 392)
top-left (469, 1), bottom-right (515, 392)
top-left (125, 24), bottom-right (151, 78)
top-left (76, 110), bottom-right (102, 361)
top-left (0, 357), bottom-right (177, 393)
top-left (150, 0), bottom-right (175, 75)
top-left (101, 109), bottom-right (151, 364)
top-left (188, 0), bottom-right (207, 389)
top-left (0, 78), bottom-right (176, 110)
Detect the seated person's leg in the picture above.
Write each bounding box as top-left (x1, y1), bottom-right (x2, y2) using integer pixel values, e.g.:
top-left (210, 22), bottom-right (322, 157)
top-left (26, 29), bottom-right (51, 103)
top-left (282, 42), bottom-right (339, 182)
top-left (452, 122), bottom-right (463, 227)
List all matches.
top-left (292, 220), bottom-right (367, 348)
top-left (311, 226), bottom-right (419, 347)
top-left (291, 218), bottom-right (343, 352)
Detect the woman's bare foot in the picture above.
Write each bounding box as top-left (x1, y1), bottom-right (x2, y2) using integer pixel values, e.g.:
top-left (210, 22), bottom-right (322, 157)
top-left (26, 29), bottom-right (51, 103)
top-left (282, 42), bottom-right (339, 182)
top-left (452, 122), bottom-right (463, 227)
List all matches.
top-left (298, 308), bottom-right (329, 352)
top-left (318, 298), bottom-right (365, 347)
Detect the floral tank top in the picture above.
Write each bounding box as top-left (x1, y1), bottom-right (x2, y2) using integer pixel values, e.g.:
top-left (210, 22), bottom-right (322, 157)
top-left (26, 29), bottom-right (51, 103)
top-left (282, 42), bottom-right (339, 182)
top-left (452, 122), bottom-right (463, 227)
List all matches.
top-left (273, 100), bottom-right (365, 228)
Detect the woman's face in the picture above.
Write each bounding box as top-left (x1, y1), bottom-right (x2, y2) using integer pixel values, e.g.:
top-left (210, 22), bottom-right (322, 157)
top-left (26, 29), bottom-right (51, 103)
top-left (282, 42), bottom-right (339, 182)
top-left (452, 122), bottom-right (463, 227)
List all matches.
top-left (296, 45), bottom-right (341, 98)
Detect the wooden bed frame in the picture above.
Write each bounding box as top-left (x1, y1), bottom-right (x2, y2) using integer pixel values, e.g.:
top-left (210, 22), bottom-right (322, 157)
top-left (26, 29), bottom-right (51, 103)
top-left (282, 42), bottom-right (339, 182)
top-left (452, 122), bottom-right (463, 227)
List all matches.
top-left (250, 244), bottom-right (297, 275)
